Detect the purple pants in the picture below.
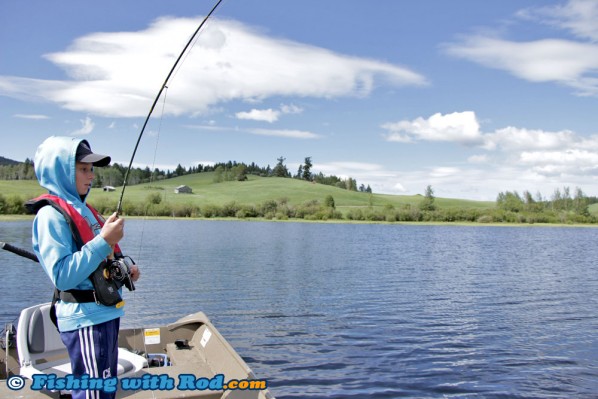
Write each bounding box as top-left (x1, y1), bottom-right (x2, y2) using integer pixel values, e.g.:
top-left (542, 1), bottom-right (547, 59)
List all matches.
top-left (60, 318), bottom-right (120, 399)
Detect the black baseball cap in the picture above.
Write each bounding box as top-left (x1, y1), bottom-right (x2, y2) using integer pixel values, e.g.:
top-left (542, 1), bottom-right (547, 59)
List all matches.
top-left (75, 140), bottom-right (111, 167)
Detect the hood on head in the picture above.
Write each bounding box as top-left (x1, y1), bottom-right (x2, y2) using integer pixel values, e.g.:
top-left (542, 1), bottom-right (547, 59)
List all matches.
top-left (34, 136), bottom-right (89, 204)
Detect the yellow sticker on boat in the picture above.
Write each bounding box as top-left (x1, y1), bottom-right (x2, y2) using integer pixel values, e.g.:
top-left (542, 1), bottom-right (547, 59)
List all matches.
top-left (144, 328), bottom-right (160, 345)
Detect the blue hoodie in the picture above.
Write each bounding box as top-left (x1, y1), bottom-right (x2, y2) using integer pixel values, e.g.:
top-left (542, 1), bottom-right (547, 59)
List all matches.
top-left (32, 136), bottom-right (124, 332)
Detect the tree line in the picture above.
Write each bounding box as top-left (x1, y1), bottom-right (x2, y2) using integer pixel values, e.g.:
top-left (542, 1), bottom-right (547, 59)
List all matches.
top-left (0, 156), bottom-right (368, 192)
top-left (493, 187), bottom-right (598, 223)
top-left (1, 157), bottom-right (596, 224)
top-left (2, 182), bottom-right (596, 225)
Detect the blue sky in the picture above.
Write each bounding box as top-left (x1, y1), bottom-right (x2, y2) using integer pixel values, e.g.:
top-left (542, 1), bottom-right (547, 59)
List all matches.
top-left (1, 0), bottom-right (597, 200)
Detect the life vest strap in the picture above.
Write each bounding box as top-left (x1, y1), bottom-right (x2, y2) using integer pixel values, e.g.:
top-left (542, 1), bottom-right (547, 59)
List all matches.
top-left (59, 289), bottom-right (97, 304)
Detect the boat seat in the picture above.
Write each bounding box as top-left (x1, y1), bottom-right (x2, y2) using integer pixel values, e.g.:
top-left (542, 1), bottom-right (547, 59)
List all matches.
top-left (17, 303), bottom-right (147, 380)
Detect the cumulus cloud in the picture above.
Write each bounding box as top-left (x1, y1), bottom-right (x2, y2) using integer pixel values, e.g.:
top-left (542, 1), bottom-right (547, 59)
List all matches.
top-left (235, 103), bottom-right (304, 123)
top-left (382, 111), bottom-right (483, 144)
top-left (383, 111), bottom-right (580, 151)
top-left (236, 108), bottom-right (279, 123)
top-left (381, 109), bottom-right (598, 187)
top-left (482, 126), bottom-right (576, 151)
top-left (0, 17), bottom-right (426, 118)
top-left (519, 149), bottom-right (598, 176)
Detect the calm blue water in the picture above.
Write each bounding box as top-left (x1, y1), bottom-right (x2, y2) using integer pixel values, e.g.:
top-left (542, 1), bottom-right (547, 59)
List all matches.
top-left (1, 220), bottom-right (597, 398)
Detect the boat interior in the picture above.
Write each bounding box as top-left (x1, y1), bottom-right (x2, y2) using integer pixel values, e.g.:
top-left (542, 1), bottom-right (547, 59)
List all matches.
top-left (1, 303), bottom-right (273, 399)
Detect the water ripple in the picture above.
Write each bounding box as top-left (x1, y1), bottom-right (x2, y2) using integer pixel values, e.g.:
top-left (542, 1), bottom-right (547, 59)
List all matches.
top-left (2, 221), bottom-right (598, 398)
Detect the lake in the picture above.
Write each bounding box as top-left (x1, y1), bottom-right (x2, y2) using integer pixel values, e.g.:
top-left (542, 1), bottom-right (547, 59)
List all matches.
top-left (1, 219), bottom-right (597, 398)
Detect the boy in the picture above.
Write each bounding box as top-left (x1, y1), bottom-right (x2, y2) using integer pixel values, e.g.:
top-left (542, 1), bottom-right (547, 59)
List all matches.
top-left (31, 136), bottom-right (140, 399)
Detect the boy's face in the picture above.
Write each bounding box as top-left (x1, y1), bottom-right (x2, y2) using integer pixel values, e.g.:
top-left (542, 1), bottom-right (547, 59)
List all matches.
top-left (75, 162), bottom-right (94, 196)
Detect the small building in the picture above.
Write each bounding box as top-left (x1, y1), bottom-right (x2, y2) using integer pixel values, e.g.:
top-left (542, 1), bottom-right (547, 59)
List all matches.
top-left (174, 185), bottom-right (193, 194)
top-left (103, 186), bottom-right (115, 192)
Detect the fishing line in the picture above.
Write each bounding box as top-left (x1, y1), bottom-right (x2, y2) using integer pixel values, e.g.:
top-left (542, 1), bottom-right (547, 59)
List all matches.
top-left (113, 1), bottom-right (225, 384)
top-left (135, 86), bottom-right (167, 259)
top-left (116, 0), bottom-right (225, 215)
top-left (125, 87), bottom-right (169, 382)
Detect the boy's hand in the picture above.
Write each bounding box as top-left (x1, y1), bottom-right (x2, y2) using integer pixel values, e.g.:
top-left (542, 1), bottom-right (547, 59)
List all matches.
top-left (100, 212), bottom-right (124, 246)
top-left (129, 264), bottom-right (141, 282)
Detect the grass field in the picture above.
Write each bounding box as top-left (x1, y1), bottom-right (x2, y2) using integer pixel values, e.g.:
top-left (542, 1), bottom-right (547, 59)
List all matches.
top-left (0, 173), bottom-right (496, 214)
top-left (4, 175), bottom-right (598, 224)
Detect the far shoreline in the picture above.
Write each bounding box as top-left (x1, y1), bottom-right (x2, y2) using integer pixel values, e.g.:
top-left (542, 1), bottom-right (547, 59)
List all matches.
top-left (1, 214), bottom-right (596, 228)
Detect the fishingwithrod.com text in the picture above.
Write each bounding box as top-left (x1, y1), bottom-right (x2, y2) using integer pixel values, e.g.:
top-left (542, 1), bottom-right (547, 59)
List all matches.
top-left (7, 373), bottom-right (268, 393)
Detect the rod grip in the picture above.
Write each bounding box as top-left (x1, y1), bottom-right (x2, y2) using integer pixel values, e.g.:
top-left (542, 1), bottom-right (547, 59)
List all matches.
top-left (0, 242), bottom-right (39, 262)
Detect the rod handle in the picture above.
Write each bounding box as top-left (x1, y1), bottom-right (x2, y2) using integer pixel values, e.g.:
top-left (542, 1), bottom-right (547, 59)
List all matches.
top-left (0, 242), bottom-right (39, 263)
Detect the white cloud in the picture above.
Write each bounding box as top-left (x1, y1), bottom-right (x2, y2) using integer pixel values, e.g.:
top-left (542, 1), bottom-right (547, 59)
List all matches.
top-left (483, 126), bottom-right (576, 151)
top-left (236, 108), bottom-right (279, 123)
top-left (445, 36), bottom-right (598, 96)
top-left (184, 123), bottom-right (320, 139)
top-left (234, 103), bottom-right (304, 123)
top-left (13, 114), bottom-right (49, 120)
top-left (519, 149), bottom-right (598, 175)
top-left (382, 111), bottom-right (483, 144)
top-left (517, 0), bottom-right (598, 42)
top-left (318, 161), bottom-right (390, 174)
top-left (380, 110), bottom-right (597, 194)
top-left (0, 17), bottom-right (426, 118)
top-left (287, 152), bottom-right (594, 201)
top-left (467, 154), bottom-right (488, 163)
top-left (430, 167), bottom-right (461, 178)
top-left (444, 0), bottom-right (598, 97)
top-left (280, 104), bottom-right (303, 114)
top-left (70, 116), bottom-right (94, 135)
top-left (248, 128), bottom-right (320, 139)
top-left (383, 111), bottom-right (579, 152)
top-left (312, 161), bottom-right (406, 194)
top-left (393, 182), bottom-right (408, 193)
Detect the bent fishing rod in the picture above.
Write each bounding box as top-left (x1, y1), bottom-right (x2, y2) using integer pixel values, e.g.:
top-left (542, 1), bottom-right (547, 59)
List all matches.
top-left (116, 0), bottom-right (224, 215)
top-left (1, 2), bottom-right (224, 261)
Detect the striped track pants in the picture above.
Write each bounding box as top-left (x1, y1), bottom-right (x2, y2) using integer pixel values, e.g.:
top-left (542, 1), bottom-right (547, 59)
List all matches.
top-left (60, 318), bottom-right (120, 399)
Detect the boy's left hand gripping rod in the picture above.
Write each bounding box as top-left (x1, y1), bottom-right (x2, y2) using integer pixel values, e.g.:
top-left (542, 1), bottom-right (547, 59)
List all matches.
top-left (0, 242), bottom-right (39, 262)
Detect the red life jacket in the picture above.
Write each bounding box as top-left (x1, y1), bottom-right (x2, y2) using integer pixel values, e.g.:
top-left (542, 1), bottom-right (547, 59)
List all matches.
top-left (26, 193), bottom-right (122, 255)
top-left (27, 194), bottom-right (128, 322)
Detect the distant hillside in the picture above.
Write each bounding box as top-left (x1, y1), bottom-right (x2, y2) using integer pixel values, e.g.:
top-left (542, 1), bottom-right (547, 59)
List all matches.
top-left (0, 172), bottom-right (495, 211)
top-left (1, 172), bottom-right (596, 224)
top-left (0, 156), bottom-right (20, 166)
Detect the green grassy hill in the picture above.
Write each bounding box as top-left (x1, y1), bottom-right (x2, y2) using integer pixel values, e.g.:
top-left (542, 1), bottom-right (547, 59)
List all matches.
top-left (96, 173), bottom-right (496, 212)
top-left (5, 174), bottom-right (598, 223)
top-left (0, 173), bottom-right (496, 215)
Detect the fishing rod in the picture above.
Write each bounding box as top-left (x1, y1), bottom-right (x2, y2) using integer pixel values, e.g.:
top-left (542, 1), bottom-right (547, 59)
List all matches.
top-left (116, 0), bottom-right (225, 215)
top-left (1, 2), bottom-right (225, 257)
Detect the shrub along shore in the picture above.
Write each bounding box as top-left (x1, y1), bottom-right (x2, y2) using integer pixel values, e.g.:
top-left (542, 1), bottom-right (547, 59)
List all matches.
top-left (1, 191), bottom-right (596, 225)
